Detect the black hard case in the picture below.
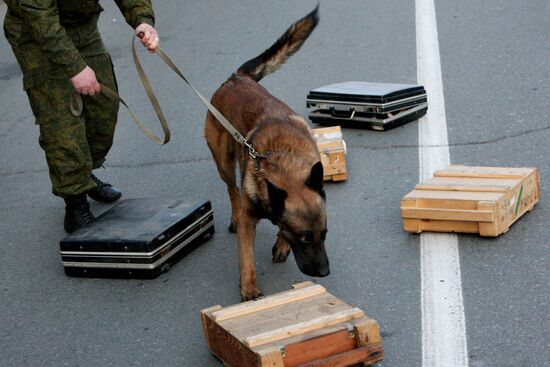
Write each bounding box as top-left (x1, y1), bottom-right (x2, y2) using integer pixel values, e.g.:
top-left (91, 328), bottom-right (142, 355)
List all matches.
top-left (306, 81), bottom-right (428, 130)
top-left (59, 198), bottom-right (215, 278)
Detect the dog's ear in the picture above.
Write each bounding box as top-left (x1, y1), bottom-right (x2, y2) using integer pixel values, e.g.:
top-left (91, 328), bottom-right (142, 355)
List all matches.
top-left (306, 161), bottom-right (324, 192)
top-left (265, 179), bottom-right (287, 218)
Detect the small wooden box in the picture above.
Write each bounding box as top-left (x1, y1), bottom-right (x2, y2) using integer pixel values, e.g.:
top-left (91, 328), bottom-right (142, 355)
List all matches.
top-left (201, 282), bottom-right (383, 367)
top-left (313, 126), bottom-right (348, 182)
top-left (401, 165), bottom-right (540, 237)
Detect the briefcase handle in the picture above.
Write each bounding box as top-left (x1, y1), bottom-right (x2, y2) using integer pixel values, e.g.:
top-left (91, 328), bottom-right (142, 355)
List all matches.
top-left (330, 107), bottom-right (356, 120)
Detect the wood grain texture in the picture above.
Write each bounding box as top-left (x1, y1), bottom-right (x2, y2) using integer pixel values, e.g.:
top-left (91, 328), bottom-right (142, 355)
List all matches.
top-left (211, 285), bottom-right (326, 322)
top-left (403, 219), bottom-right (480, 234)
top-left (282, 328), bottom-right (356, 367)
top-left (416, 176), bottom-right (520, 192)
top-left (258, 347), bottom-right (285, 367)
top-left (354, 318), bottom-right (381, 345)
top-left (221, 293), bottom-right (350, 340)
top-left (292, 281), bottom-right (315, 289)
top-left (434, 165), bottom-right (536, 179)
top-left (201, 305), bottom-right (223, 350)
top-left (244, 309), bottom-right (365, 348)
top-left (295, 342), bottom-right (383, 367)
top-left (203, 315), bottom-right (260, 367)
top-left (401, 207), bottom-right (494, 222)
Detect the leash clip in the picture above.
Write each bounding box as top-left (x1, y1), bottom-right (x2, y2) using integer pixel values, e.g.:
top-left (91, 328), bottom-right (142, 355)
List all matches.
top-left (245, 142), bottom-right (262, 172)
top-left (245, 142), bottom-right (273, 172)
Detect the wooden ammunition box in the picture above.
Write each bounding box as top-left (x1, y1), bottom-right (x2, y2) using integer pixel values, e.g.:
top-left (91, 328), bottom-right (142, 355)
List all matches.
top-left (401, 165), bottom-right (540, 237)
top-left (313, 126), bottom-right (348, 182)
top-left (201, 282), bottom-right (383, 367)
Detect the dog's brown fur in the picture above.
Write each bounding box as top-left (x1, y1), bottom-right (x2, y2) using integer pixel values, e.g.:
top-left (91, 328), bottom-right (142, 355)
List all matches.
top-left (204, 6), bottom-right (329, 301)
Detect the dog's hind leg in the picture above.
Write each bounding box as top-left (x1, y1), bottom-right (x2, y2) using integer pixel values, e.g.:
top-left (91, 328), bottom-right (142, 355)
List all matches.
top-left (272, 232), bottom-right (291, 263)
top-left (205, 117), bottom-right (241, 233)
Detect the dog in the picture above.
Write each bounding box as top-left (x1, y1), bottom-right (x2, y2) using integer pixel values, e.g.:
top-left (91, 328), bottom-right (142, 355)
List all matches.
top-left (204, 5), bottom-right (329, 301)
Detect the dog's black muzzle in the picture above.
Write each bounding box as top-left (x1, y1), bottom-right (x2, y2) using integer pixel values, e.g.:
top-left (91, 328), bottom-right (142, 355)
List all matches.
top-left (290, 242), bottom-right (330, 277)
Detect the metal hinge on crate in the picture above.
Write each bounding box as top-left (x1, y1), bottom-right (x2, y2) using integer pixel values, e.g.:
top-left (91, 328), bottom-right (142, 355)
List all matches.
top-left (347, 322), bottom-right (355, 338)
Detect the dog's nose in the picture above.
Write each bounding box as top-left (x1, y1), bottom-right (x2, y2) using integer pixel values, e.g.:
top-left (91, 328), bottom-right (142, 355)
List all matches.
top-left (317, 264), bottom-right (330, 277)
top-left (301, 263), bottom-right (330, 278)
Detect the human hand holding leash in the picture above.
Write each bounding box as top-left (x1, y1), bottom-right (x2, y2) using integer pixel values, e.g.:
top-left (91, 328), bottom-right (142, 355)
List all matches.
top-left (71, 23), bottom-right (169, 145)
top-left (71, 66), bottom-right (101, 96)
top-left (135, 23), bottom-right (159, 53)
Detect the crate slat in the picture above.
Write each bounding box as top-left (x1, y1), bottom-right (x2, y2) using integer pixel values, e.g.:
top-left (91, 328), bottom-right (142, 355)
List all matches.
top-left (403, 189), bottom-right (504, 201)
top-left (295, 342), bottom-right (383, 367)
top-left (415, 176), bottom-right (521, 192)
top-left (211, 284), bottom-right (326, 322)
top-left (401, 207), bottom-right (495, 222)
top-left (277, 327), bottom-right (356, 367)
top-left (434, 165), bottom-right (535, 179)
top-left (244, 308), bottom-right (365, 348)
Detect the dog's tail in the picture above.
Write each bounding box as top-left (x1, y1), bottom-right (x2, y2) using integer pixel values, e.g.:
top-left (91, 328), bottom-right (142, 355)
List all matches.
top-left (236, 4), bottom-right (319, 82)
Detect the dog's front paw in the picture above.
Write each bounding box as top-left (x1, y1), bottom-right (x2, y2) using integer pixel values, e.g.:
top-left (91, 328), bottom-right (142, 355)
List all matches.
top-left (272, 236), bottom-right (291, 263)
top-left (241, 287), bottom-right (263, 302)
top-left (272, 243), bottom-right (290, 263)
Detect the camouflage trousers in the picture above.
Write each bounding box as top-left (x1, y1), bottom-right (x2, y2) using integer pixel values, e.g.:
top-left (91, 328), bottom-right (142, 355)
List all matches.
top-left (7, 16), bottom-right (119, 198)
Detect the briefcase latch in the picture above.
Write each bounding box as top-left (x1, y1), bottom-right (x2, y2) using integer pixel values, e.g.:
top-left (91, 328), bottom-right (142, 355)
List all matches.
top-left (330, 107), bottom-right (356, 120)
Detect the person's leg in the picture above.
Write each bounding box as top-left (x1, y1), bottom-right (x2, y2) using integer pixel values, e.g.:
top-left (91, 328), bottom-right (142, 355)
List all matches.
top-left (76, 20), bottom-right (122, 202)
top-left (82, 53), bottom-right (119, 170)
top-left (27, 78), bottom-right (95, 198)
top-left (80, 53), bottom-right (122, 202)
top-left (25, 76), bottom-right (96, 232)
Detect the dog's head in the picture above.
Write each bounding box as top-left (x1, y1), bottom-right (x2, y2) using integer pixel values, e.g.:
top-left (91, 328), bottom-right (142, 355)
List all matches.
top-left (265, 161), bottom-right (330, 277)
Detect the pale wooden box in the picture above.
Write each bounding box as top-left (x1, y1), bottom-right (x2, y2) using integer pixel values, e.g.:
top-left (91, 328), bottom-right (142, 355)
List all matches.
top-left (201, 282), bottom-right (383, 367)
top-left (313, 126), bottom-right (348, 182)
top-left (400, 165), bottom-right (540, 237)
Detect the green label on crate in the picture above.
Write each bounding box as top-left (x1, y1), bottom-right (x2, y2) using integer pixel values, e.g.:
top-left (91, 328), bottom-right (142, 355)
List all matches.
top-left (515, 185), bottom-right (524, 216)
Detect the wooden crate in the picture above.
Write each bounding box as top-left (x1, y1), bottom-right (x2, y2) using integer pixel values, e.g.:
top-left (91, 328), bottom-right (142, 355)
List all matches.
top-left (201, 282), bottom-right (383, 367)
top-left (313, 126), bottom-right (348, 182)
top-left (401, 165), bottom-right (540, 237)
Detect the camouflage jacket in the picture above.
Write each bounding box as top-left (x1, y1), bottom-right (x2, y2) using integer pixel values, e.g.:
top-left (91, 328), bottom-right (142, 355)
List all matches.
top-left (4, 0), bottom-right (155, 77)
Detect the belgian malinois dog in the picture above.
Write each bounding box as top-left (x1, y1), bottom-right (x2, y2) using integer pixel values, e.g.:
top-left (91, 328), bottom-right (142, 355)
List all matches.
top-left (204, 5), bottom-right (329, 301)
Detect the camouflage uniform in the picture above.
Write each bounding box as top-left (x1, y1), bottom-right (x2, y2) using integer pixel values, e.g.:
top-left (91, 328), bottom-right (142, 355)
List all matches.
top-left (3, 0), bottom-right (155, 198)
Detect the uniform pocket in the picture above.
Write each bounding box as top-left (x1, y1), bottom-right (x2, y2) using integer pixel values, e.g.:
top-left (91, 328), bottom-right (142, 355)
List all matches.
top-left (22, 65), bottom-right (67, 90)
top-left (25, 76), bottom-right (76, 125)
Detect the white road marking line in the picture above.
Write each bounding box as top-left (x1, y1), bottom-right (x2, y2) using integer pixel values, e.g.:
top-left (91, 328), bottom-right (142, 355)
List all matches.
top-left (416, 0), bottom-right (469, 366)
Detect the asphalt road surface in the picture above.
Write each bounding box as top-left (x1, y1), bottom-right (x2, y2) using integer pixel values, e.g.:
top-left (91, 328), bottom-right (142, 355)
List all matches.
top-left (0, 1), bottom-right (548, 366)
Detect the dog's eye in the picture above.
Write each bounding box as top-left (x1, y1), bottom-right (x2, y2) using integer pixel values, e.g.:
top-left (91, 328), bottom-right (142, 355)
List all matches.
top-left (300, 231), bottom-right (314, 243)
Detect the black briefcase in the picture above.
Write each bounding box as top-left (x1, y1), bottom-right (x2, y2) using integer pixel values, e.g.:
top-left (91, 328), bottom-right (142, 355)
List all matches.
top-left (59, 198), bottom-right (215, 278)
top-left (306, 81), bottom-right (428, 130)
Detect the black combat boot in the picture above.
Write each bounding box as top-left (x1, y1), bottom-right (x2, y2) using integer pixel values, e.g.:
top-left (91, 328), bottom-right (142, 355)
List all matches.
top-left (64, 194), bottom-right (95, 233)
top-left (87, 174), bottom-right (122, 203)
